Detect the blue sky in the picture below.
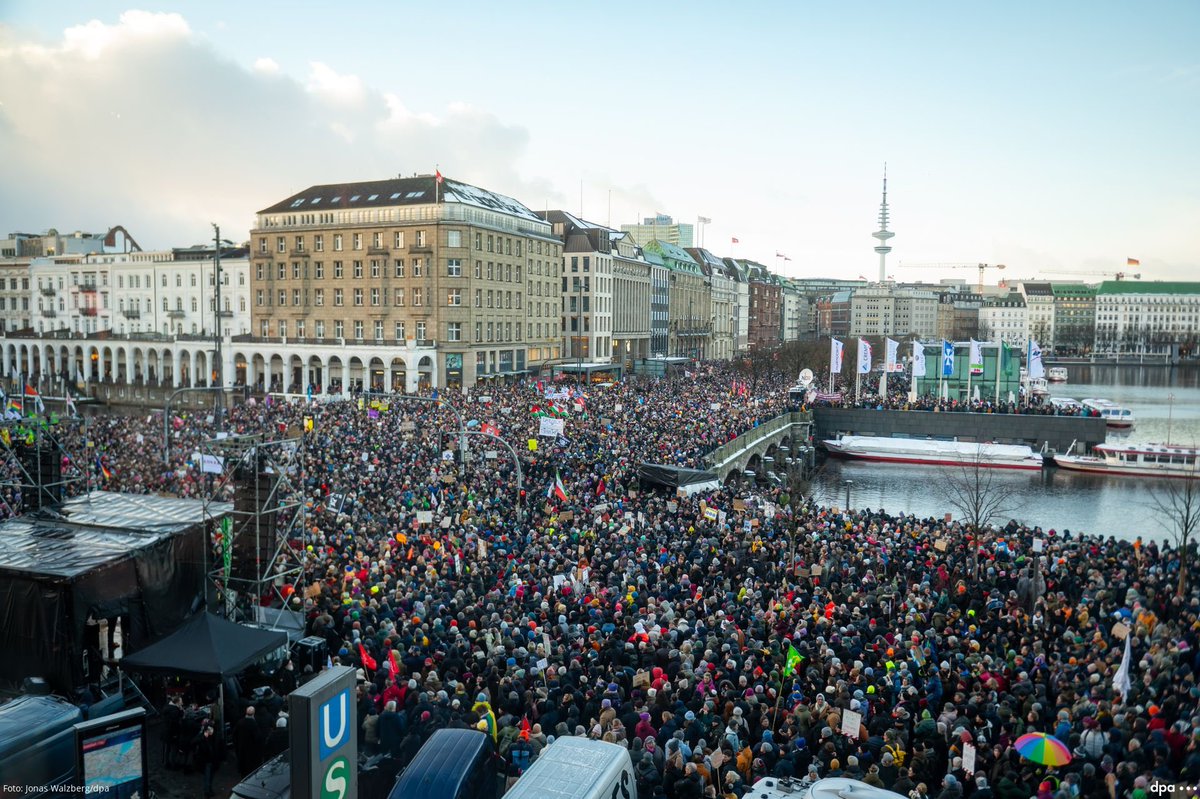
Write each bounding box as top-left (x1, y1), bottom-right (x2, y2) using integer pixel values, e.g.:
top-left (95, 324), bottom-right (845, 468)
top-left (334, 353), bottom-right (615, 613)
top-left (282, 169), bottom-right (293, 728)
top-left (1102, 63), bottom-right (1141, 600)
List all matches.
top-left (2, 1), bottom-right (1197, 283)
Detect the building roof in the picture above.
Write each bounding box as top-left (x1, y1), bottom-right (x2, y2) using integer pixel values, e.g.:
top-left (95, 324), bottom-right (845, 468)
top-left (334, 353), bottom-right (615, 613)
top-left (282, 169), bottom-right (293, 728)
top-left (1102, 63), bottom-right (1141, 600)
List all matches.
top-left (1096, 280), bottom-right (1200, 296)
top-left (983, 294), bottom-right (1026, 308)
top-left (258, 175), bottom-right (545, 223)
top-left (1021, 282), bottom-right (1054, 296)
top-left (644, 240), bottom-right (701, 274)
top-left (1050, 283), bottom-right (1096, 297)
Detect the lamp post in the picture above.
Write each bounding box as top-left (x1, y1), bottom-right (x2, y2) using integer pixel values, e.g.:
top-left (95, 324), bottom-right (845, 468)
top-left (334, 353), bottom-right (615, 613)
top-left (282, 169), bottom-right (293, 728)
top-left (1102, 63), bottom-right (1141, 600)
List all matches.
top-left (843, 479), bottom-right (853, 511)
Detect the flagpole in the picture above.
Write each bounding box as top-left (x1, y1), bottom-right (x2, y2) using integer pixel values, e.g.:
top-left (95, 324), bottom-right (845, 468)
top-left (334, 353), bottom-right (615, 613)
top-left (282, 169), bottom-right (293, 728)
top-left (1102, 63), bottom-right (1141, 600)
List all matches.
top-left (994, 337), bottom-right (1002, 405)
top-left (966, 352), bottom-right (972, 405)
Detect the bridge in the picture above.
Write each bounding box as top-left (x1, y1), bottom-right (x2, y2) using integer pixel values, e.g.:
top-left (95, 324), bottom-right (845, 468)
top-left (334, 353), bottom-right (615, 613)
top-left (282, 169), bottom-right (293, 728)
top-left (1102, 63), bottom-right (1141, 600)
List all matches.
top-left (703, 410), bottom-right (814, 484)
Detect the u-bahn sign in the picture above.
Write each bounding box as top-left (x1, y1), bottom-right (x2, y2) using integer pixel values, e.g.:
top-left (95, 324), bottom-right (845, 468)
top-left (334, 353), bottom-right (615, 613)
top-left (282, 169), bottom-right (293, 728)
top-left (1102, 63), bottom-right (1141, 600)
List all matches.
top-left (289, 665), bottom-right (358, 799)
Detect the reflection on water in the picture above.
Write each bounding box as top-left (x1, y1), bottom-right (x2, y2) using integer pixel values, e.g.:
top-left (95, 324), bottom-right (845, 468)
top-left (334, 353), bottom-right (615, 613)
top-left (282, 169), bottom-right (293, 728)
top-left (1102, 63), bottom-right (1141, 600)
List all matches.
top-left (810, 365), bottom-right (1200, 542)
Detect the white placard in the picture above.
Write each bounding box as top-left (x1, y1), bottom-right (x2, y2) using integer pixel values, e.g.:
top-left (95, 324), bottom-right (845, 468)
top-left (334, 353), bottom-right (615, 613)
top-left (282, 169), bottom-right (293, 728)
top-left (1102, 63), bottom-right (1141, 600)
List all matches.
top-left (840, 708), bottom-right (862, 739)
top-left (485, 450), bottom-right (498, 460)
top-left (478, 395), bottom-right (492, 404)
top-left (1032, 538), bottom-right (1044, 553)
top-left (962, 742), bottom-right (976, 775)
top-left (200, 453), bottom-right (224, 474)
top-left (718, 511), bottom-right (727, 527)
top-left (416, 511), bottom-right (433, 525)
top-left (537, 658), bottom-right (549, 672)
top-left (614, 403), bottom-right (623, 412)
top-left (442, 450), bottom-right (455, 462)
top-left (710, 403), bottom-right (721, 411)
top-left (538, 416), bottom-right (565, 437)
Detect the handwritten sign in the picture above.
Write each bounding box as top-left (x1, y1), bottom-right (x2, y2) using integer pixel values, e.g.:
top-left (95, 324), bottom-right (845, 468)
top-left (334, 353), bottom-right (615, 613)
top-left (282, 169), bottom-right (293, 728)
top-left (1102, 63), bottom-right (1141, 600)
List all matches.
top-left (538, 416), bottom-right (565, 437)
top-left (840, 708), bottom-right (862, 739)
top-left (962, 742), bottom-right (976, 775)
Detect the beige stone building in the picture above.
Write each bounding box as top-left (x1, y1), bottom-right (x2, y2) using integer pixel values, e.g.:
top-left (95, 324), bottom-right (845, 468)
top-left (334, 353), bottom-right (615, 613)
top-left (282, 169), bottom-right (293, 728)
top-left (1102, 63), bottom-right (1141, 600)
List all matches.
top-left (250, 175), bottom-right (562, 390)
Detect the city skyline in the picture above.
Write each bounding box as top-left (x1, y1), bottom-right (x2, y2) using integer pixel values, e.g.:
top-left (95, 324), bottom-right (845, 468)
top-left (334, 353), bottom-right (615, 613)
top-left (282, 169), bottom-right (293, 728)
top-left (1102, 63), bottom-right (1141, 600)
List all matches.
top-left (1, 2), bottom-right (1197, 284)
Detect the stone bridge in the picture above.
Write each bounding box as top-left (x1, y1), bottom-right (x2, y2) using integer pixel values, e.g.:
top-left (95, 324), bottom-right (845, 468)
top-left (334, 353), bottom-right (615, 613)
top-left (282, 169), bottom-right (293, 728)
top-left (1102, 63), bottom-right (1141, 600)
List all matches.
top-left (703, 410), bottom-right (813, 484)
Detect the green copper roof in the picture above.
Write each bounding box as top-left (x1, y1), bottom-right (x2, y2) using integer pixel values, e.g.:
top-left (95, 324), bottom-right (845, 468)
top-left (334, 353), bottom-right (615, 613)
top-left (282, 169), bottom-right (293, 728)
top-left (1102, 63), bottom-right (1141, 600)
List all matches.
top-left (1051, 283), bottom-right (1095, 296)
top-left (1097, 281), bottom-right (1200, 295)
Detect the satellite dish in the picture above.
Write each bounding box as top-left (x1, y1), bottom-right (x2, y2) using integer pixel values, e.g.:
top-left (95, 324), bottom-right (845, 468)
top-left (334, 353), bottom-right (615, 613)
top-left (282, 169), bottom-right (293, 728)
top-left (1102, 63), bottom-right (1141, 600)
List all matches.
top-left (798, 368), bottom-right (814, 387)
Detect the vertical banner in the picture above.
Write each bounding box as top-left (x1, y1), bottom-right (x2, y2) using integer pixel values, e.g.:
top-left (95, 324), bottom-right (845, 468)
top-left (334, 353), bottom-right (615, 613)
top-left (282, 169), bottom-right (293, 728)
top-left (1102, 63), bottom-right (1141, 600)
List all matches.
top-left (830, 339), bottom-right (844, 374)
top-left (941, 340), bottom-right (955, 376)
top-left (911, 341), bottom-right (926, 377)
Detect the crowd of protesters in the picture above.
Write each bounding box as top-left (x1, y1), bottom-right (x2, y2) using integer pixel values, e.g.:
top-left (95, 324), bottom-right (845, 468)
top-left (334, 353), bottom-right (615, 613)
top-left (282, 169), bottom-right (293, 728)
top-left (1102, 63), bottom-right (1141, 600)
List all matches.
top-left (3, 361), bottom-right (1198, 798)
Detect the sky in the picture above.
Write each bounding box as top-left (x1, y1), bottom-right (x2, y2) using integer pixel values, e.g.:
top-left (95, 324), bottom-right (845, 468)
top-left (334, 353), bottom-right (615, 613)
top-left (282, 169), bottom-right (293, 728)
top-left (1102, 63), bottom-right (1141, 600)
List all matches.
top-left (1, 1), bottom-right (1197, 284)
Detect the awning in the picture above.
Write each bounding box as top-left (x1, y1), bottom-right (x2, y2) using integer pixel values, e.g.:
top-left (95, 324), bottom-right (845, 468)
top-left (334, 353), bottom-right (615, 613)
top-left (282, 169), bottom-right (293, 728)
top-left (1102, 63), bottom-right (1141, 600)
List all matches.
top-left (121, 613), bottom-right (287, 680)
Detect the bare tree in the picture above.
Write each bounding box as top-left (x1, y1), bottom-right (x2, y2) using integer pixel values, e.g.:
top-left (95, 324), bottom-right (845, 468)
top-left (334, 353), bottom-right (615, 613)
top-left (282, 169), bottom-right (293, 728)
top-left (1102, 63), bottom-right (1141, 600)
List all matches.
top-left (1148, 473), bottom-right (1200, 597)
top-left (938, 443), bottom-right (1020, 581)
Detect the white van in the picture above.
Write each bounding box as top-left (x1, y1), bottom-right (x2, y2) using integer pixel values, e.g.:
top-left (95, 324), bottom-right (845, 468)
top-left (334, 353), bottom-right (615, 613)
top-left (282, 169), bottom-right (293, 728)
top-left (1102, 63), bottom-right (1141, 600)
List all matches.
top-left (748, 777), bottom-right (910, 799)
top-left (503, 736), bottom-right (635, 799)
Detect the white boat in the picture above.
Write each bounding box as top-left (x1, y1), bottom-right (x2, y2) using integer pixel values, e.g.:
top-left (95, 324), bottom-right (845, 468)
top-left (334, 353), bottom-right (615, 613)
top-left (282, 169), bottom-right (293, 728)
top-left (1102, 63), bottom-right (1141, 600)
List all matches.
top-left (1054, 442), bottom-right (1199, 479)
top-left (823, 435), bottom-right (1045, 470)
top-left (1082, 398), bottom-right (1135, 429)
top-left (1049, 397), bottom-right (1082, 414)
top-left (1047, 366), bottom-right (1069, 383)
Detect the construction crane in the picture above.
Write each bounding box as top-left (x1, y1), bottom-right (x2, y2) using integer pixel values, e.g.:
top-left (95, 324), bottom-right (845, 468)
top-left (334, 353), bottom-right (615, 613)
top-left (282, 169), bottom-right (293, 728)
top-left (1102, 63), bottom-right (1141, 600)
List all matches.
top-left (1039, 269), bottom-right (1140, 281)
top-left (898, 262), bottom-right (1006, 293)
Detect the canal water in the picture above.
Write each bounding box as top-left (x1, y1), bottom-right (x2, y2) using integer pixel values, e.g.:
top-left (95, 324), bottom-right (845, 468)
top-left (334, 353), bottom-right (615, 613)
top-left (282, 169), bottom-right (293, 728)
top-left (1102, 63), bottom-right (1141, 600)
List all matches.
top-left (808, 364), bottom-right (1200, 543)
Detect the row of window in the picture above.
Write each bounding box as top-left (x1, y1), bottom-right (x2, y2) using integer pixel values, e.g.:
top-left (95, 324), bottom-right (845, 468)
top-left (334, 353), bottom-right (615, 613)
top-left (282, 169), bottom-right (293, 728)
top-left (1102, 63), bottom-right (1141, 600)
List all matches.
top-left (260, 229), bottom-right (558, 258)
top-left (255, 258), bottom-right (554, 283)
top-left (255, 318), bottom-right (560, 343)
top-left (255, 286), bottom-right (535, 310)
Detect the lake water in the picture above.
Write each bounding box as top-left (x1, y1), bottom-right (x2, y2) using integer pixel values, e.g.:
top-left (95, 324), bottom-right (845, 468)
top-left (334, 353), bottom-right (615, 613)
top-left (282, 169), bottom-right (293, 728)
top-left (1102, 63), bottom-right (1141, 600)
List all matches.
top-left (809, 364), bottom-right (1200, 543)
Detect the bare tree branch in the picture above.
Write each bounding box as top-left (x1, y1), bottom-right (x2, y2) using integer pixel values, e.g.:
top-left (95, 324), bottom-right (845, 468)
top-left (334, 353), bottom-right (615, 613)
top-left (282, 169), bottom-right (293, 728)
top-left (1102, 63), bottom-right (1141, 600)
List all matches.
top-left (1146, 470), bottom-right (1200, 597)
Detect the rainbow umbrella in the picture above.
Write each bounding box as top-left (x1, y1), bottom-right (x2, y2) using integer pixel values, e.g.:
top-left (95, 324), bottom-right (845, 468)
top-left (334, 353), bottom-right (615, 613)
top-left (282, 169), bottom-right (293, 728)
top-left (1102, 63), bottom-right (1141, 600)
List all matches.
top-left (1014, 733), bottom-right (1072, 766)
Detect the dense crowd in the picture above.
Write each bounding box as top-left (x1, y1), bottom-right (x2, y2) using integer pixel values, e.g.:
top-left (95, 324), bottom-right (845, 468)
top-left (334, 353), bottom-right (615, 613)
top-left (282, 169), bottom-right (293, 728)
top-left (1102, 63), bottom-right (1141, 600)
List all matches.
top-left (5, 363), bottom-right (1198, 798)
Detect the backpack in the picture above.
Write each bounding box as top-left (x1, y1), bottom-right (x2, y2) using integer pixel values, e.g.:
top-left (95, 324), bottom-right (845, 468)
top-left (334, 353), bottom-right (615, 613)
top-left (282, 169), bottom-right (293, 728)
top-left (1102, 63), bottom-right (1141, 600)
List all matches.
top-left (884, 743), bottom-right (906, 767)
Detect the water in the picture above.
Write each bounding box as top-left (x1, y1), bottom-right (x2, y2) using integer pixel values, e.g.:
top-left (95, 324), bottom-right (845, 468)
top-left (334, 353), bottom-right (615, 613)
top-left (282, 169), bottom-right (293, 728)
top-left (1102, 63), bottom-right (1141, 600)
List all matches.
top-left (809, 364), bottom-right (1200, 543)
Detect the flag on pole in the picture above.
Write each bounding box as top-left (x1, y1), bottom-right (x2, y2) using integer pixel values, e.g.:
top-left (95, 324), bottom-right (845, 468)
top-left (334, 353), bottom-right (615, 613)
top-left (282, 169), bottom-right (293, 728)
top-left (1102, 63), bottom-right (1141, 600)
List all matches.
top-left (697, 216), bottom-right (712, 224)
top-left (941, 340), bottom-right (955, 377)
top-left (65, 392), bottom-right (78, 417)
top-left (775, 252), bottom-right (791, 261)
top-left (968, 340), bottom-right (983, 375)
top-left (96, 455), bottom-right (111, 481)
top-left (830, 339), bottom-right (844, 374)
top-left (596, 478), bottom-right (606, 496)
top-left (1028, 339), bottom-right (1045, 379)
top-left (1000, 341), bottom-right (1012, 368)
top-left (857, 339), bottom-right (872, 374)
top-left (435, 169), bottom-right (444, 184)
top-left (1126, 257), bottom-right (1139, 267)
top-left (1112, 634), bottom-right (1132, 699)
top-left (785, 644), bottom-right (804, 673)
top-left (24, 384), bottom-right (44, 415)
top-left (912, 341), bottom-right (927, 377)
top-left (731, 237), bottom-right (739, 244)
top-left (549, 470), bottom-right (568, 501)
top-left (884, 338), bottom-right (900, 372)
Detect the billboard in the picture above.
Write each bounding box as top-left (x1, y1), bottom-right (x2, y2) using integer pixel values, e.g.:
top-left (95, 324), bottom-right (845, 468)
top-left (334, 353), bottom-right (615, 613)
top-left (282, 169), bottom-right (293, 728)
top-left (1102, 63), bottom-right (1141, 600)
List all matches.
top-left (289, 665), bottom-right (358, 799)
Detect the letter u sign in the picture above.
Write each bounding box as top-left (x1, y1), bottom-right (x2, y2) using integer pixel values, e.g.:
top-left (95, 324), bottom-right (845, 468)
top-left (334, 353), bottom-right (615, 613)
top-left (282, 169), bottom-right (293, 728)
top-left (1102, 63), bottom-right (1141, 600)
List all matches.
top-left (319, 689), bottom-right (351, 760)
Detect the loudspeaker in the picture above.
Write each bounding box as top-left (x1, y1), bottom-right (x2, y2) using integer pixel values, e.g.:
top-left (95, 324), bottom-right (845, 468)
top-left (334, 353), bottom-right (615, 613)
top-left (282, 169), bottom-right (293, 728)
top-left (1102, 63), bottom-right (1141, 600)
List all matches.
top-left (292, 636), bottom-right (328, 673)
top-left (16, 442), bottom-right (62, 511)
top-left (230, 468), bottom-right (279, 582)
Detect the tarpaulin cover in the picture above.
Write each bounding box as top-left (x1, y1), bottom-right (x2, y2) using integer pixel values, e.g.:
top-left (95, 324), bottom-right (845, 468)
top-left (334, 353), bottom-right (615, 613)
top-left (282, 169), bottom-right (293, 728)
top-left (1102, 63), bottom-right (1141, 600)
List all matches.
top-left (0, 491), bottom-right (213, 692)
top-left (120, 613), bottom-right (287, 680)
top-left (637, 463), bottom-right (719, 488)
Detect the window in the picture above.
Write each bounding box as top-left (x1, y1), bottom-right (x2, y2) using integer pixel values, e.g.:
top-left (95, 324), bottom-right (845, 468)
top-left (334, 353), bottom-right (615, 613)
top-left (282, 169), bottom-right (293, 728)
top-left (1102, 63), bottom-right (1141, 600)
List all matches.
top-left (475, 289), bottom-right (482, 308)
top-left (334, 320), bottom-right (344, 338)
top-left (487, 262), bottom-right (494, 280)
top-left (475, 232), bottom-right (482, 250)
top-left (475, 321), bottom-right (482, 341)
top-left (256, 290), bottom-right (264, 306)
top-left (416, 321), bottom-right (426, 340)
top-left (447, 230), bottom-right (462, 247)
top-left (354, 321), bottom-right (364, 339)
top-left (374, 320), bottom-right (384, 340)
top-left (293, 289), bottom-right (301, 306)
top-left (277, 236), bottom-right (286, 253)
top-left (278, 320), bottom-right (287, 337)
top-left (487, 235), bottom-right (494, 253)
top-left (487, 322), bottom-right (494, 341)
top-left (353, 261), bottom-right (363, 279)
top-left (413, 259), bottom-right (423, 278)
top-left (278, 263), bottom-right (286, 280)
top-left (162, 297), bottom-right (169, 311)
top-left (370, 288), bottom-right (380, 306)
top-left (163, 274), bottom-right (168, 287)
top-left (256, 264), bottom-right (264, 280)
top-left (295, 235), bottom-right (305, 252)
top-left (447, 259), bottom-right (462, 277)
top-left (416, 230), bottom-right (426, 248)
top-left (447, 322), bottom-right (462, 342)
top-left (292, 263), bottom-right (301, 279)
top-left (314, 234), bottom-right (324, 252)
top-left (372, 232), bottom-right (382, 249)
top-left (370, 260), bottom-right (381, 278)
top-left (314, 288), bottom-right (324, 306)
top-left (334, 288), bottom-right (344, 306)
top-left (413, 288), bottom-right (423, 306)
top-left (474, 260), bottom-right (482, 279)
top-left (394, 259), bottom-right (405, 278)
top-left (296, 320), bottom-right (306, 338)
top-left (394, 231), bottom-right (405, 249)
top-left (176, 274), bottom-right (182, 287)
top-left (259, 238), bottom-right (268, 253)
top-left (315, 262), bottom-right (324, 279)
top-left (260, 320), bottom-right (269, 336)
top-left (333, 234), bottom-right (343, 251)
top-left (394, 321), bottom-right (406, 340)
top-left (447, 289), bottom-right (462, 306)
top-left (487, 291), bottom-right (494, 308)
top-left (353, 288), bottom-right (363, 306)
top-left (352, 233), bottom-right (362, 250)
top-left (334, 261), bottom-right (344, 279)
top-left (278, 290), bottom-right (286, 306)
top-left (394, 288), bottom-right (405, 306)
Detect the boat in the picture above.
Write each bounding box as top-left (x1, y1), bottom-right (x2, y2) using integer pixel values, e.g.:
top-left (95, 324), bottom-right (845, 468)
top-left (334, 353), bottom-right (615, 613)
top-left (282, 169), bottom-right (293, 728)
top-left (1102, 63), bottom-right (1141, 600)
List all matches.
top-left (1047, 367), bottom-right (1069, 383)
top-left (1081, 398), bottom-right (1135, 429)
top-left (1020, 369), bottom-right (1050, 398)
top-left (1049, 397), bottom-right (1082, 414)
top-left (823, 435), bottom-right (1045, 470)
top-left (1053, 442), bottom-right (1199, 479)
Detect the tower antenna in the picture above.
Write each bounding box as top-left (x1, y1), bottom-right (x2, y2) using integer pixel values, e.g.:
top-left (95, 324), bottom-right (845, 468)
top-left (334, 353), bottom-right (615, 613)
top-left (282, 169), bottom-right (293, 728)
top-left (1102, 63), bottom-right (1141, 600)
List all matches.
top-left (872, 164), bottom-right (894, 283)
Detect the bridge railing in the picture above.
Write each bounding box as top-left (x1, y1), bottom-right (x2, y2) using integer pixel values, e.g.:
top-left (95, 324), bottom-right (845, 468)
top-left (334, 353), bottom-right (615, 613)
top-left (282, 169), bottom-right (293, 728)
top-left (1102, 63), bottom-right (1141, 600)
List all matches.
top-left (704, 410), bottom-right (812, 471)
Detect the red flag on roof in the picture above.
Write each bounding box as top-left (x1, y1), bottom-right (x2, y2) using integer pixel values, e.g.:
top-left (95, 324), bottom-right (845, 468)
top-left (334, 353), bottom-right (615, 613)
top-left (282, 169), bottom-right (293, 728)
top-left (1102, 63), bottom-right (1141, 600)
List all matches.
top-left (435, 170), bottom-right (444, 184)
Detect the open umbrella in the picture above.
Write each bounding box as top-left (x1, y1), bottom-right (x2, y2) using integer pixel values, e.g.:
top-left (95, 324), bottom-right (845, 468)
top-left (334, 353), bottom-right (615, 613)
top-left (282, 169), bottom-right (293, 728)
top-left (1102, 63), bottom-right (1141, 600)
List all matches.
top-left (1014, 732), bottom-right (1072, 766)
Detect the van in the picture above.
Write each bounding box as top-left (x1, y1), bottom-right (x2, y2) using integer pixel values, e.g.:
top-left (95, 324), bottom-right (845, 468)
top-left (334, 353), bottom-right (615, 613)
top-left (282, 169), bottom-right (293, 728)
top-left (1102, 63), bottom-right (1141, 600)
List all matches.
top-left (0, 695), bottom-right (84, 789)
top-left (748, 776), bottom-right (909, 799)
top-left (387, 728), bottom-right (502, 799)
top-left (504, 737), bottom-right (635, 799)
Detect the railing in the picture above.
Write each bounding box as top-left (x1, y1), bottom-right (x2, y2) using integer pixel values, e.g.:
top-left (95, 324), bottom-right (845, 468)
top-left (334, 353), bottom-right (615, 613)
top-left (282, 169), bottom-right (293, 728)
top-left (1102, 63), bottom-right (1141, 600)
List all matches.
top-left (80, 307), bottom-right (98, 317)
top-left (78, 284), bottom-right (98, 292)
top-left (166, 309), bottom-right (185, 318)
top-left (121, 309), bottom-right (141, 319)
top-left (40, 309), bottom-right (57, 318)
top-left (40, 287), bottom-right (56, 296)
top-left (704, 411), bottom-right (813, 471)
top-left (217, 310), bottom-right (234, 317)
top-left (367, 247), bottom-right (390, 256)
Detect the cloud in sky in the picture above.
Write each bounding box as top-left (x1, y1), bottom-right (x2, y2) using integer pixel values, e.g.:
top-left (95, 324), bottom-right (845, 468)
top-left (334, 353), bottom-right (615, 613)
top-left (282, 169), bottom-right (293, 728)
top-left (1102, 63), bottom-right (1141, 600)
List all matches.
top-left (0, 11), bottom-right (568, 247)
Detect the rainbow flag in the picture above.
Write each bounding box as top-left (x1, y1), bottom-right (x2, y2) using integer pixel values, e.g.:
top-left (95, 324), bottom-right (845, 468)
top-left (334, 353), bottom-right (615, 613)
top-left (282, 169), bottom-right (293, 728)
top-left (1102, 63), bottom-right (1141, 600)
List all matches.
top-left (96, 456), bottom-right (111, 481)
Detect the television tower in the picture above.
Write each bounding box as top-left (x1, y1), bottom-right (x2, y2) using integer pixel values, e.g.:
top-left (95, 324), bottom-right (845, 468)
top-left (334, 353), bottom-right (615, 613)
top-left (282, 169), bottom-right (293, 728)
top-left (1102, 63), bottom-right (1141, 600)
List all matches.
top-left (872, 165), bottom-right (894, 283)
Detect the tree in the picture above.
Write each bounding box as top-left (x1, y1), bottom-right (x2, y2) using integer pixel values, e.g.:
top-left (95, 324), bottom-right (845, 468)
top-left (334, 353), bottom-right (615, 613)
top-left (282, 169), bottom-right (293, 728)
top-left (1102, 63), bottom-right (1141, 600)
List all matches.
top-left (938, 443), bottom-right (1019, 581)
top-left (1148, 473), bottom-right (1200, 597)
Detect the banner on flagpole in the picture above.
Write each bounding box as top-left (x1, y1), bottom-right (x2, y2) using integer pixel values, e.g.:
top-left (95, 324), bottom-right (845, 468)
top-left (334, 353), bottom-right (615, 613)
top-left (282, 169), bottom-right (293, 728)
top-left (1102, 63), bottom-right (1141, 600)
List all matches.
top-left (857, 340), bottom-right (872, 374)
top-left (830, 339), bottom-right (844, 374)
top-left (912, 342), bottom-right (927, 377)
top-left (941, 340), bottom-right (955, 377)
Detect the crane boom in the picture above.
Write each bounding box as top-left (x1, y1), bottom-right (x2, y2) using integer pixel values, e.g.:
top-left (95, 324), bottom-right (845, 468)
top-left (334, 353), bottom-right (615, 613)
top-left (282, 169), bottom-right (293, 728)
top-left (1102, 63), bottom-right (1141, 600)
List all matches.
top-left (897, 262), bottom-right (1006, 292)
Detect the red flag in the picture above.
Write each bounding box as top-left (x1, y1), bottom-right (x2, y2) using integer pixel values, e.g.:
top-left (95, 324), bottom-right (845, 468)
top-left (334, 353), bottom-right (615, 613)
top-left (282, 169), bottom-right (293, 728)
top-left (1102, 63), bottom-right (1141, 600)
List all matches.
top-left (596, 478), bottom-right (606, 497)
top-left (731, 237), bottom-right (740, 244)
top-left (389, 649), bottom-right (400, 684)
top-left (435, 170), bottom-right (444, 184)
top-left (358, 642), bottom-right (377, 671)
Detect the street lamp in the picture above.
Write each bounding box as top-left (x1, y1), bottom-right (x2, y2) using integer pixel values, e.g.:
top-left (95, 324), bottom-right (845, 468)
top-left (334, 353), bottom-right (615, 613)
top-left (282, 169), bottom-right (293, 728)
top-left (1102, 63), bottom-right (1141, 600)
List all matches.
top-left (843, 479), bottom-right (853, 511)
